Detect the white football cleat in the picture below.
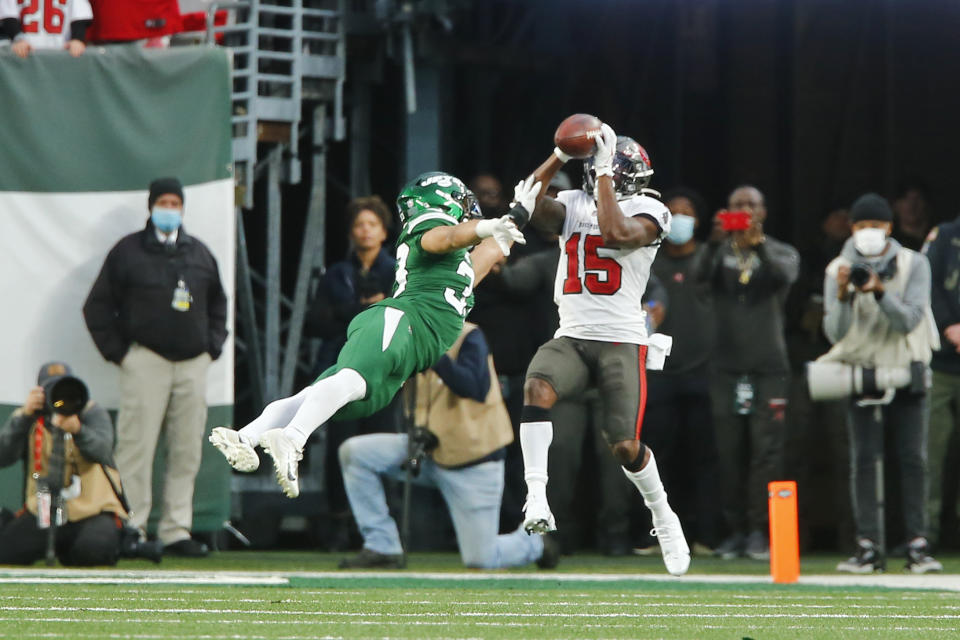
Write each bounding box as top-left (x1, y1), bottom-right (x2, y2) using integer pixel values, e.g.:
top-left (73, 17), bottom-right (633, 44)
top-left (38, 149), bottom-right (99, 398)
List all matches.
top-left (260, 429), bottom-right (303, 498)
top-left (209, 427), bottom-right (259, 472)
top-left (522, 494), bottom-right (557, 534)
top-left (651, 510), bottom-right (691, 576)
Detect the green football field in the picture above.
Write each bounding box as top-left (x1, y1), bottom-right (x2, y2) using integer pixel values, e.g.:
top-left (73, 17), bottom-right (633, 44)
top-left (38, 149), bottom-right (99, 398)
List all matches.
top-left (2, 552), bottom-right (959, 639)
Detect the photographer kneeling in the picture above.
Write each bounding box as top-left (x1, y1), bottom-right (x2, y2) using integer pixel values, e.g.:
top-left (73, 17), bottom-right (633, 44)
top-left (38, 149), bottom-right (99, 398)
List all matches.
top-left (0, 362), bottom-right (130, 566)
top-left (337, 323), bottom-right (558, 570)
top-left (814, 194), bottom-right (941, 573)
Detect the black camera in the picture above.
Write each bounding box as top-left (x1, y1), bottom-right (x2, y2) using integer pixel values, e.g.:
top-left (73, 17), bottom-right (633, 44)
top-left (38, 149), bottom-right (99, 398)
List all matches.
top-left (849, 263), bottom-right (874, 288)
top-left (403, 426), bottom-right (439, 477)
top-left (43, 376), bottom-right (89, 416)
top-left (119, 525), bottom-right (163, 563)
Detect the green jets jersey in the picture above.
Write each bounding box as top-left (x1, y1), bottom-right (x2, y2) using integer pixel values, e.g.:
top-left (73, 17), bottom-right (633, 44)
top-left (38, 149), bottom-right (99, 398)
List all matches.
top-left (392, 213), bottom-right (475, 353)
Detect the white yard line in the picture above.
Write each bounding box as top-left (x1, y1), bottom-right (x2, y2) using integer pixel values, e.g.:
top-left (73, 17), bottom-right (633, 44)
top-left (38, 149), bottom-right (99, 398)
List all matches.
top-left (0, 568), bottom-right (958, 592)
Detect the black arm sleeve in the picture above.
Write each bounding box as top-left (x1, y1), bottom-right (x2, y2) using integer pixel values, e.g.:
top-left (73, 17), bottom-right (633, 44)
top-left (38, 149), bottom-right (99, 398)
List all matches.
top-left (1, 17), bottom-right (20, 41)
top-left (0, 411), bottom-right (33, 469)
top-left (72, 403), bottom-right (115, 466)
top-left (206, 254), bottom-right (229, 360)
top-left (431, 330), bottom-right (491, 402)
top-left (927, 231), bottom-right (960, 333)
top-left (70, 18), bottom-right (91, 42)
top-left (82, 251), bottom-right (129, 365)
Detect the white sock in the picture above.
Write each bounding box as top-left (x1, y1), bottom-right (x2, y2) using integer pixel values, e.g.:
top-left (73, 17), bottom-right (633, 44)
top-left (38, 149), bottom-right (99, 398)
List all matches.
top-left (520, 421), bottom-right (553, 501)
top-left (622, 450), bottom-right (671, 519)
top-left (237, 386), bottom-right (311, 447)
top-left (282, 369), bottom-right (367, 450)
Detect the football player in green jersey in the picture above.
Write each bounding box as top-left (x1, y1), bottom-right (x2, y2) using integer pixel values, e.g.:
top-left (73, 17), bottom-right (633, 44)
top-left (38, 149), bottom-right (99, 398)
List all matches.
top-left (211, 172), bottom-right (541, 497)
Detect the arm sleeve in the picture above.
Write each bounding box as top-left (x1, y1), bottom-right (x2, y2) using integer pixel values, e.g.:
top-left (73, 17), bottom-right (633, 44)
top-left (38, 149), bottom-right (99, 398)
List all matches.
top-left (303, 273), bottom-right (363, 339)
top-left (82, 251), bottom-right (129, 365)
top-left (878, 252), bottom-right (931, 334)
top-left (498, 251), bottom-right (551, 296)
top-left (0, 410), bottom-right (32, 468)
top-left (0, 17), bottom-right (19, 40)
top-left (642, 273), bottom-right (669, 309)
top-left (926, 231), bottom-right (960, 334)
top-left (754, 242), bottom-right (801, 292)
top-left (72, 403), bottom-right (115, 466)
top-left (431, 330), bottom-right (491, 402)
top-left (206, 254), bottom-right (229, 360)
top-left (70, 18), bottom-right (91, 41)
top-left (693, 242), bottom-right (723, 286)
top-left (822, 268), bottom-right (853, 344)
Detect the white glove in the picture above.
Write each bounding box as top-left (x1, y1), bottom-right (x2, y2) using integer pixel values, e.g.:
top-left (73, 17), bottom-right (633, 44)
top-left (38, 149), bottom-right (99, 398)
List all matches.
top-left (509, 175), bottom-right (542, 217)
top-left (553, 147), bottom-right (572, 163)
top-left (476, 216), bottom-right (526, 256)
top-left (592, 122), bottom-right (617, 178)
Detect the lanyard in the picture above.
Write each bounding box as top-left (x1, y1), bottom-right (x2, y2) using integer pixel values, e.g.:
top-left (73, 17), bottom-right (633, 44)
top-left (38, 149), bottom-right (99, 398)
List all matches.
top-left (33, 417), bottom-right (46, 474)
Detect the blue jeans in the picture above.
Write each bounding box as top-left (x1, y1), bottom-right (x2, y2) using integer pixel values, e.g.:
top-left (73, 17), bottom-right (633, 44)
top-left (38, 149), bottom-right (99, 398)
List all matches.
top-left (339, 433), bottom-right (543, 568)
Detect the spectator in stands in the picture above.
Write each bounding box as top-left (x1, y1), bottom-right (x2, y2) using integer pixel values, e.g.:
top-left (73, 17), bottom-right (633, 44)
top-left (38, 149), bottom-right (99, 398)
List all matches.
top-left (470, 173), bottom-right (508, 219)
top-left (638, 187), bottom-right (722, 554)
top-left (0, 0), bottom-right (91, 57)
top-left (82, 177), bottom-right (227, 558)
top-left (697, 185), bottom-right (799, 561)
top-left (922, 214), bottom-right (960, 548)
top-left (820, 193), bottom-right (941, 574)
top-left (0, 362), bottom-right (126, 566)
top-left (304, 195), bottom-right (398, 549)
top-left (84, 0), bottom-right (182, 46)
top-left (891, 180), bottom-right (932, 252)
top-left (337, 323), bottom-right (558, 569)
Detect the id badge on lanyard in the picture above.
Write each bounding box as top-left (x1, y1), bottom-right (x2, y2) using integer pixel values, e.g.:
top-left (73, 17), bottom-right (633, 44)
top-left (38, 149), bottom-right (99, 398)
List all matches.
top-left (172, 278), bottom-right (192, 312)
top-left (734, 374), bottom-right (755, 415)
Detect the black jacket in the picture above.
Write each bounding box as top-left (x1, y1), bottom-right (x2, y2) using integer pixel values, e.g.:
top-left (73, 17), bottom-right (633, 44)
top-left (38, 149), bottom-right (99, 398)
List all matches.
top-left (304, 248), bottom-right (396, 371)
top-left (83, 220), bottom-right (228, 363)
top-left (925, 217), bottom-right (960, 374)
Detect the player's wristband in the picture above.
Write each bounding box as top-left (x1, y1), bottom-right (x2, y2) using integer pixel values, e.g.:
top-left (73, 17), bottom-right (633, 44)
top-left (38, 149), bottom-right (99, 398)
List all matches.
top-left (594, 166), bottom-right (614, 178)
top-left (505, 203), bottom-right (531, 230)
top-left (552, 147), bottom-right (571, 163)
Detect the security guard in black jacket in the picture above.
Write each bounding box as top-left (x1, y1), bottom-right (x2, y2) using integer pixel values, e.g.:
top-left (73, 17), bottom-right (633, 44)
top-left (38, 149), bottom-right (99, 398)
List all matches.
top-left (82, 177), bottom-right (227, 557)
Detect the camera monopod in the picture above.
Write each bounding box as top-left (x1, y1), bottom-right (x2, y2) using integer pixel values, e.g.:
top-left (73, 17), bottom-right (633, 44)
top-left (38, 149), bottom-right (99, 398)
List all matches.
top-left (39, 376), bottom-right (89, 566)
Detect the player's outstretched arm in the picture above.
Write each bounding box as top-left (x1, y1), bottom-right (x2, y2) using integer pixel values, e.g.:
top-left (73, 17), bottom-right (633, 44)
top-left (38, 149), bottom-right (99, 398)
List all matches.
top-left (593, 124), bottom-right (660, 248)
top-left (470, 238), bottom-right (508, 285)
top-left (525, 149), bottom-right (569, 237)
top-left (421, 217), bottom-right (525, 257)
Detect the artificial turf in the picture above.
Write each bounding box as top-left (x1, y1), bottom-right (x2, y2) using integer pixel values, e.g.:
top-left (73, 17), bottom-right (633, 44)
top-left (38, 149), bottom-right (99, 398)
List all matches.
top-left (1, 552), bottom-right (958, 639)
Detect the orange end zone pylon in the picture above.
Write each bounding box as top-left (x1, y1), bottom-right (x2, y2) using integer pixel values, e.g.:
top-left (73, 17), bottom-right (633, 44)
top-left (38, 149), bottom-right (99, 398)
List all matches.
top-left (768, 480), bottom-right (799, 583)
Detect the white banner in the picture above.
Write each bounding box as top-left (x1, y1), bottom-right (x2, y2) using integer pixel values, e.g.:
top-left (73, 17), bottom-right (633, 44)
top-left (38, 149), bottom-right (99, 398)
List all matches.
top-left (1, 179), bottom-right (235, 409)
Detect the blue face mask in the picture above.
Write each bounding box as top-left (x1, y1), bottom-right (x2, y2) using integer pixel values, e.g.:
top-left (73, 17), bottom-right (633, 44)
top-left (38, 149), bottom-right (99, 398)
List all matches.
top-left (666, 214), bottom-right (695, 245)
top-left (151, 207), bottom-right (182, 233)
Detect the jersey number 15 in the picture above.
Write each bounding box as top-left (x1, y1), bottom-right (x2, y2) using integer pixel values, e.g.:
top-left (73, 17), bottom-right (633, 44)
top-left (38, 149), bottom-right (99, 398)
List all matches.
top-left (562, 232), bottom-right (622, 295)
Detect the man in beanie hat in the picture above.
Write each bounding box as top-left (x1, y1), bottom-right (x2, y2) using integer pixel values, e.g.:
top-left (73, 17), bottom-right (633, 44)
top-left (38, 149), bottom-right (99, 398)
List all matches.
top-left (0, 362), bottom-right (127, 565)
top-left (83, 176), bottom-right (227, 557)
top-left (818, 192), bottom-right (942, 573)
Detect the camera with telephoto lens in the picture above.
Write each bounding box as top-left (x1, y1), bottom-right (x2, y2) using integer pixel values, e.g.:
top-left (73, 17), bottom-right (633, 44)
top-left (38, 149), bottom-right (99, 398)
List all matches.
top-left (849, 263), bottom-right (874, 288)
top-left (403, 426), bottom-right (439, 478)
top-left (118, 525), bottom-right (164, 563)
top-left (42, 376), bottom-right (89, 417)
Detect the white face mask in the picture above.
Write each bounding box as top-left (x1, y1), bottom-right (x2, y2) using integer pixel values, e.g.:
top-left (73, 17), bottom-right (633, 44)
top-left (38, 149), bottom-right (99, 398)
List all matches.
top-left (853, 227), bottom-right (887, 256)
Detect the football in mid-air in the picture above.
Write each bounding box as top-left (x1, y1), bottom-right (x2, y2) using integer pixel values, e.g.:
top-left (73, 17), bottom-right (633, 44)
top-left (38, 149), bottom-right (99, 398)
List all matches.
top-left (553, 113), bottom-right (603, 159)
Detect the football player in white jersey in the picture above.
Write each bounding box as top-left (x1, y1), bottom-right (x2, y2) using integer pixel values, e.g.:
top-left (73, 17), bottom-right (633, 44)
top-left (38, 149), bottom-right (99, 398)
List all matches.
top-left (518, 122), bottom-right (690, 576)
top-left (0, 0), bottom-right (92, 58)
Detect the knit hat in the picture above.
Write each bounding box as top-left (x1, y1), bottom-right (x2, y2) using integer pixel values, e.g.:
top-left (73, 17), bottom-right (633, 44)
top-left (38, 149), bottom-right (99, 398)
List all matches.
top-left (850, 193), bottom-right (893, 223)
top-left (148, 177), bottom-right (184, 209)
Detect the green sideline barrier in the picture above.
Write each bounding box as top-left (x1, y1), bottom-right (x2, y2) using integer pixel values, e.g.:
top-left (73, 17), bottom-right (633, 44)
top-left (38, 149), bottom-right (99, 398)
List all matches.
top-left (0, 403), bottom-right (231, 534)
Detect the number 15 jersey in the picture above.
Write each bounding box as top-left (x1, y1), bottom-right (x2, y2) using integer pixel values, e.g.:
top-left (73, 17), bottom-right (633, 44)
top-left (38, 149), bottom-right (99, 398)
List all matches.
top-left (552, 189), bottom-right (671, 345)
